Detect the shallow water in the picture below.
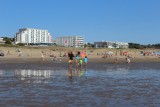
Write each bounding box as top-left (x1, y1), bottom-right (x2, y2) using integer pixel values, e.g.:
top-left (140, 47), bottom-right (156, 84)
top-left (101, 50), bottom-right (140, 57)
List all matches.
top-left (0, 67), bottom-right (160, 107)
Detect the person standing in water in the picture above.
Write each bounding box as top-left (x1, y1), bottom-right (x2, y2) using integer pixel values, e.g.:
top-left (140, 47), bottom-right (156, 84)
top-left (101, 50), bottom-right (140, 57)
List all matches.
top-left (84, 56), bottom-right (88, 66)
top-left (75, 54), bottom-right (79, 68)
top-left (68, 51), bottom-right (75, 78)
top-left (79, 59), bottom-right (83, 69)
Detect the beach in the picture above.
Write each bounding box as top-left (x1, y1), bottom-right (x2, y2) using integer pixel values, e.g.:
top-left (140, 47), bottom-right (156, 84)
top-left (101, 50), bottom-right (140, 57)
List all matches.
top-left (0, 46), bottom-right (160, 63)
top-left (0, 46), bottom-right (160, 70)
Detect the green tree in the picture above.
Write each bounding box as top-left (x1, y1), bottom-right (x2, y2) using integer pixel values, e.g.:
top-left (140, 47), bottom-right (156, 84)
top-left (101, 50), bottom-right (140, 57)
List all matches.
top-left (2, 37), bottom-right (12, 44)
top-left (17, 43), bottom-right (25, 46)
top-left (128, 43), bottom-right (142, 49)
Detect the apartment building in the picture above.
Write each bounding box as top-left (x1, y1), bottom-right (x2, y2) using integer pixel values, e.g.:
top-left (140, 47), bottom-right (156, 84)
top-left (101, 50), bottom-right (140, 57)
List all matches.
top-left (15, 28), bottom-right (52, 45)
top-left (56, 36), bottom-right (84, 47)
top-left (94, 41), bottom-right (129, 48)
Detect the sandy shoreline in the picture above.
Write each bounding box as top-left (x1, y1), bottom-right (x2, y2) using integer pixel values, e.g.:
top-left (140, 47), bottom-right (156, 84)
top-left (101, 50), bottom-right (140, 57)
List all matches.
top-left (0, 57), bottom-right (160, 70)
top-left (0, 56), bottom-right (160, 63)
top-left (0, 47), bottom-right (160, 69)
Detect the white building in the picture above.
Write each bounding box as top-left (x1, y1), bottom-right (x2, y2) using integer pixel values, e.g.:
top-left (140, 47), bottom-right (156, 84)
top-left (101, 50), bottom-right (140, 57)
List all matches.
top-left (94, 41), bottom-right (129, 48)
top-left (115, 42), bottom-right (129, 48)
top-left (15, 28), bottom-right (52, 45)
top-left (56, 36), bottom-right (84, 47)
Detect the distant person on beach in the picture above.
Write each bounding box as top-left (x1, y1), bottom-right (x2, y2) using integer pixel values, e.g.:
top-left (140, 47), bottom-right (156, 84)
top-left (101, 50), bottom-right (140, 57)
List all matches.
top-left (50, 51), bottom-right (54, 57)
top-left (115, 50), bottom-right (118, 56)
top-left (41, 51), bottom-right (44, 61)
top-left (104, 51), bottom-right (107, 58)
top-left (59, 52), bottom-right (62, 57)
top-left (114, 57), bottom-right (119, 64)
top-left (126, 57), bottom-right (130, 63)
top-left (7, 50), bottom-right (10, 55)
top-left (19, 51), bottom-right (22, 57)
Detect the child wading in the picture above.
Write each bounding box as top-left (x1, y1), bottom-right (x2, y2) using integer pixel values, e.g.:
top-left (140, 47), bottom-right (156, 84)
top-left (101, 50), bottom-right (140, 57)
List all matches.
top-left (84, 56), bottom-right (88, 66)
top-left (75, 51), bottom-right (80, 69)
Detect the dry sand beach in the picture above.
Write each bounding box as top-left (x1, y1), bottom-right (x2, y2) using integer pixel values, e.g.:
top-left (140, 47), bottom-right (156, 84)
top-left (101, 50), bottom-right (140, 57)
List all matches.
top-left (0, 46), bottom-right (160, 63)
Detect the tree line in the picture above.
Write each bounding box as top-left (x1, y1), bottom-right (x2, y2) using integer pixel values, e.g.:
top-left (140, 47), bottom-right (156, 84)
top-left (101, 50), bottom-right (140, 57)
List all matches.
top-left (1, 37), bottom-right (25, 46)
top-left (128, 43), bottom-right (160, 49)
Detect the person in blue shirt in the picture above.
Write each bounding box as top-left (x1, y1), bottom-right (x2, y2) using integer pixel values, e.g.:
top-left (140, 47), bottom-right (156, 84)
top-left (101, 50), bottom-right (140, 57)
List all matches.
top-left (75, 52), bottom-right (80, 69)
top-left (84, 56), bottom-right (88, 66)
top-left (75, 54), bottom-right (79, 63)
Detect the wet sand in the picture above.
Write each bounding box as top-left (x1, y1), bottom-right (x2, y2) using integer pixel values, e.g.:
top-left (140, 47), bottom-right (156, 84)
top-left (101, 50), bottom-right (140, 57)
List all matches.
top-left (0, 57), bottom-right (160, 70)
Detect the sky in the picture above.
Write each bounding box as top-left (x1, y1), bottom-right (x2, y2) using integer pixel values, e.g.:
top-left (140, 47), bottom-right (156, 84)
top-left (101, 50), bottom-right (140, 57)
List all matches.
top-left (0, 0), bottom-right (160, 44)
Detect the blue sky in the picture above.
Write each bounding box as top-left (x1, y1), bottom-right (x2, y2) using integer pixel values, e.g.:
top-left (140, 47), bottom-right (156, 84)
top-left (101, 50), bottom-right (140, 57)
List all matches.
top-left (0, 0), bottom-right (160, 44)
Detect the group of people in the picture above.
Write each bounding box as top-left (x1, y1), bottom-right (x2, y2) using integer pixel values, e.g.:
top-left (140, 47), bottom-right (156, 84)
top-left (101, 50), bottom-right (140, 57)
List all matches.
top-left (68, 51), bottom-right (88, 66)
top-left (68, 51), bottom-right (88, 78)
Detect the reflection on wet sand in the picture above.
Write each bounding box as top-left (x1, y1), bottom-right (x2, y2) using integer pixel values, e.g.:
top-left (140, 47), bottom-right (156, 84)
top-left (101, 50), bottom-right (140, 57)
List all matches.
top-left (68, 65), bottom-right (88, 79)
top-left (1, 67), bottom-right (160, 107)
top-left (14, 70), bottom-right (51, 83)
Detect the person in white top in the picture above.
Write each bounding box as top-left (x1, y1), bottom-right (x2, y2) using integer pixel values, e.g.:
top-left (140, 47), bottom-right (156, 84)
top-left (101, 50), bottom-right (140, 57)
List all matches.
top-left (126, 57), bottom-right (130, 63)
